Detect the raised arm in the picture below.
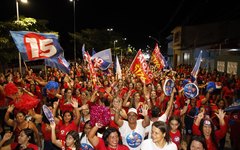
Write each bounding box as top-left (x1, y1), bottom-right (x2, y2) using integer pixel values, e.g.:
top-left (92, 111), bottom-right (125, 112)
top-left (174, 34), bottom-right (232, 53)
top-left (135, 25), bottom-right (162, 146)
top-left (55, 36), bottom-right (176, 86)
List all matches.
top-left (4, 105), bottom-right (15, 127)
top-left (0, 132), bottom-right (13, 150)
top-left (164, 88), bottom-right (176, 117)
top-left (71, 99), bottom-right (80, 125)
top-left (114, 105), bottom-right (124, 127)
top-left (140, 104), bottom-right (150, 128)
top-left (50, 122), bottom-right (62, 148)
top-left (87, 123), bottom-right (101, 147)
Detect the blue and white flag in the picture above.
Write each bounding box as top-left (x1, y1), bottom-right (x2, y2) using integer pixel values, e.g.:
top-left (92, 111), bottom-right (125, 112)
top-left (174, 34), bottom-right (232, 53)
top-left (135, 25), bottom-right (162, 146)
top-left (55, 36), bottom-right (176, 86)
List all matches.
top-left (92, 48), bottom-right (96, 56)
top-left (45, 53), bottom-right (70, 74)
top-left (91, 48), bottom-right (113, 70)
top-left (115, 55), bottom-right (122, 79)
top-left (91, 48), bottom-right (112, 63)
top-left (191, 50), bottom-right (202, 78)
top-left (81, 44), bottom-right (85, 59)
top-left (10, 31), bottom-right (63, 61)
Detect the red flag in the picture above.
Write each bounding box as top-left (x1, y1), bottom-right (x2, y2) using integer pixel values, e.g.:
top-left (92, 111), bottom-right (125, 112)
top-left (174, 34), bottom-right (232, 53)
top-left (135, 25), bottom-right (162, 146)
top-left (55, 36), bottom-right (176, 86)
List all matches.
top-left (151, 43), bottom-right (166, 70)
top-left (130, 49), bottom-right (153, 84)
top-left (84, 51), bottom-right (96, 80)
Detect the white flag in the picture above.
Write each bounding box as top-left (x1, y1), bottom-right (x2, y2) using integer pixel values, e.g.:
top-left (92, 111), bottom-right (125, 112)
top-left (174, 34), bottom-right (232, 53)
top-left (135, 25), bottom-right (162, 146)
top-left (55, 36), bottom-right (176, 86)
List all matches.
top-left (115, 55), bottom-right (122, 79)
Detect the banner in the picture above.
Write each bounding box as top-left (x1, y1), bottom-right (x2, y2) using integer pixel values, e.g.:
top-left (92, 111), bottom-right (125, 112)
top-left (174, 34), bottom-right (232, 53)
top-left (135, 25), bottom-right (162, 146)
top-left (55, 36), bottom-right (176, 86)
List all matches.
top-left (129, 49), bottom-right (153, 84)
top-left (45, 53), bottom-right (70, 74)
top-left (91, 48), bottom-right (112, 63)
top-left (10, 31), bottom-right (63, 61)
top-left (84, 51), bottom-right (96, 80)
top-left (191, 50), bottom-right (202, 78)
top-left (115, 55), bottom-right (122, 79)
top-left (81, 44), bottom-right (85, 59)
top-left (91, 48), bottom-right (112, 70)
top-left (151, 43), bottom-right (167, 70)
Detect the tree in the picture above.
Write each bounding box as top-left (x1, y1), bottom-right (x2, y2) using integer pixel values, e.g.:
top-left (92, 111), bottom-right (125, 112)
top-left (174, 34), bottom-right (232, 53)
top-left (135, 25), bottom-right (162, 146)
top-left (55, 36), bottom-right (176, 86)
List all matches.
top-left (68, 28), bottom-right (128, 59)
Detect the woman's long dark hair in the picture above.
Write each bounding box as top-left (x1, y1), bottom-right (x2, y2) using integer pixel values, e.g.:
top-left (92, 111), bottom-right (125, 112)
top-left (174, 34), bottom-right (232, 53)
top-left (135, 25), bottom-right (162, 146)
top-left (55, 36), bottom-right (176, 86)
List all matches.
top-left (187, 135), bottom-right (207, 150)
top-left (79, 120), bottom-right (91, 142)
top-left (62, 110), bottom-right (74, 124)
top-left (66, 130), bottom-right (80, 149)
top-left (102, 127), bottom-right (122, 147)
top-left (199, 118), bottom-right (217, 148)
top-left (152, 121), bottom-right (171, 144)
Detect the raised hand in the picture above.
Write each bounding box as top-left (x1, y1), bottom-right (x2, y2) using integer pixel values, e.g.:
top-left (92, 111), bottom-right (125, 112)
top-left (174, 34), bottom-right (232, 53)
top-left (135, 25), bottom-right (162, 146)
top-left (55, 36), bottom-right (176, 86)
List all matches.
top-left (50, 121), bottom-right (56, 129)
top-left (71, 99), bottom-right (78, 108)
top-left (215, 109), bottom-right (226, 120)
top-left (7, 105), bottom-right (14, 113)
top-left (95, 122), bottom-right (103, 128)
top-left (197, 111), bottom-right (205, 120)
top-left (140, 104), bottom-right (149, 117)
top-left (2, 132), bottom-right (13, 142)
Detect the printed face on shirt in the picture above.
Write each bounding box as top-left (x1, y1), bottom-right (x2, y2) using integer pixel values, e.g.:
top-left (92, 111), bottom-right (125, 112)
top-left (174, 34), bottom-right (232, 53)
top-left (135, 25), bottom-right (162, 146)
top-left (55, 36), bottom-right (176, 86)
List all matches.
top-left (66, 135), bottom-right (75, 148)
top-left (151, 126), bottom-right (165, 143)
top-left (18, 131), bottom-right (30, 145)
top-left (107, 131), bottom-right (119, 148)
top-left (190, 140), bottom-right (205, 150)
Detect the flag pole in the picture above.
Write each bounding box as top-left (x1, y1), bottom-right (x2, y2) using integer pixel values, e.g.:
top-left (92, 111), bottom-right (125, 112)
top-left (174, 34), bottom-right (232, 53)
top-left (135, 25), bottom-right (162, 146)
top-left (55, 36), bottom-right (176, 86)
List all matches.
top-left (19, 53), bottom-right (22, 75)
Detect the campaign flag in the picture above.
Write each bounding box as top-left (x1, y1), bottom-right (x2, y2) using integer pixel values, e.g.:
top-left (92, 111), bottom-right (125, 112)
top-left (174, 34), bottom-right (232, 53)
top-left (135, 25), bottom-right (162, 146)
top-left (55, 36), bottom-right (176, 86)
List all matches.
top-left (45, 53), bottom-right (70, 74)
top-left (129, 49), bottom-right (153, 84)
top-left (92, 57), bottom-right (112, 70)
top-left (84, 51), bottom-right (96, 79)
top-left (115, 55), bottom-right (122, 79)
top-left (191, 50), bottom-right (202, 78)
top-left (10, 31), bottom-right (63, 61)
top-left (81, 44), bottom-right (85, 59)
top-left (92, 48), bottom-right (96, 56)
top-left (91, 48), bottom-right (112, 70)
top-left (91, 48), bottom-right (112, 63)
top-left (151, 43), bottom-right (167, 70)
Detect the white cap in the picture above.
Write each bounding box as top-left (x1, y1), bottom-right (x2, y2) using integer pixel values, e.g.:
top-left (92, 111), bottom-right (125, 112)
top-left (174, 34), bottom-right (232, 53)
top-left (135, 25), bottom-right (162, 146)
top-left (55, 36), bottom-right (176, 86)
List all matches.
top-left (128, 108), bottom-right (138, 114)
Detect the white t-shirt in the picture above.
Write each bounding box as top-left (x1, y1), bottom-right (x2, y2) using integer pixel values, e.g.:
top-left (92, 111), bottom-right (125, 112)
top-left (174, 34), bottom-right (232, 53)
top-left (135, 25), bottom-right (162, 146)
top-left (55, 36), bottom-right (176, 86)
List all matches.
top-left (119, 119), bottom-right (146, 150)
top-left (145, 113), bottom-right (167, 139)
top-left (141, 139), bottom-right (177, 150)
top-left (79, 133), bottom-right (94, 150)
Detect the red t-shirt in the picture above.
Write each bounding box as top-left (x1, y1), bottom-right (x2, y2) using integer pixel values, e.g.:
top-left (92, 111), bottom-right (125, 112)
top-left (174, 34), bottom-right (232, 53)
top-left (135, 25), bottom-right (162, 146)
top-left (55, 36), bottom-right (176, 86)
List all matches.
top-left (57, 120), bottom-right (78, 141)
top-left (169, 130), bottom-right (181, 148)
top-left (95, 137), bottom-right (129, 150)
top-left (11, 143), bottom-right (38, 150)
top-left (192, 123), bottom-right (227, 150)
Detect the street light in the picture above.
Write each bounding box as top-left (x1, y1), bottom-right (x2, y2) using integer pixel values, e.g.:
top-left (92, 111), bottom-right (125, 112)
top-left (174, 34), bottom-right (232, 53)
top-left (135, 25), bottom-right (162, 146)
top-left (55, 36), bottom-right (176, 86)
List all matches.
top-left (70, 0), bottom-right (76, 64)
top-left (107, 28), bottom-right (113, 32)
top-left (113, 40), bottom-right (118, 58)
top-left (16, 0), bottom-right (28, 75)
top-left (16, 0), bottom-right (28, 21)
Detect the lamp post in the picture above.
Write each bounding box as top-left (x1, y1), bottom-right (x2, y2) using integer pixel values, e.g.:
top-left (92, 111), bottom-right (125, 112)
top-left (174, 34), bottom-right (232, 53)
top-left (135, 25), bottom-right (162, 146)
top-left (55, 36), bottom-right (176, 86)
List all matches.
top-left (16, 0), bottom-right (28, 75)
top-left (70, 0), bottom-right (76, 64)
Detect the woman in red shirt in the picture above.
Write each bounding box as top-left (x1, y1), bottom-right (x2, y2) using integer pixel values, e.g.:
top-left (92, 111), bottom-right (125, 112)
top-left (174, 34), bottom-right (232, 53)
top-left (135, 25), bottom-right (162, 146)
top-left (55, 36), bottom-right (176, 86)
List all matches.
top-left (0, 128), bottom-right (38, 150)
top-left (88, 123), bottom-right (129, 150)
top-left (192, 109), bottom-right (227, 150)
top-left (50, 122), bottom-right (80, 150)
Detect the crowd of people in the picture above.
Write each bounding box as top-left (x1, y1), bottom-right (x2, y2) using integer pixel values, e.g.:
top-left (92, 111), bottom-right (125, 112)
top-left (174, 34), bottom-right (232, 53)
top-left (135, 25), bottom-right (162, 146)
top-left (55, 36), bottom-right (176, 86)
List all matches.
top-left (0, 60), bottom-right (239, 150)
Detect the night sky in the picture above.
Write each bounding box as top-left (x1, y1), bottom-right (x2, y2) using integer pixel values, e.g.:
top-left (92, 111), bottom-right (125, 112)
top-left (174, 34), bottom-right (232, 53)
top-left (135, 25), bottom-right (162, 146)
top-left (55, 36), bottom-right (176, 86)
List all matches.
top-left (1, 0), bottom-right (240, 50)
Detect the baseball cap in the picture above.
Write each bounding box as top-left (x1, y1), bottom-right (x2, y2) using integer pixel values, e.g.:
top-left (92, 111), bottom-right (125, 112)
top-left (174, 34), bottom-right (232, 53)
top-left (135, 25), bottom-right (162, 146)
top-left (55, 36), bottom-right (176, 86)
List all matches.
top-left (128, 108), bottom-right (138, 114)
